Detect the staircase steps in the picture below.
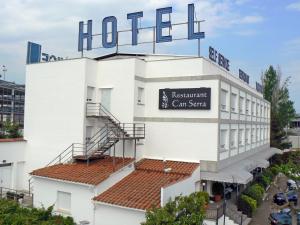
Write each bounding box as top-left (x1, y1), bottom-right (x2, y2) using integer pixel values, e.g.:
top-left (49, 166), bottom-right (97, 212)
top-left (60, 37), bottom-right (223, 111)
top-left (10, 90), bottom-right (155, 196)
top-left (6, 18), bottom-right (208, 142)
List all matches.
top-left (226, 201), bottom-right (251, 225)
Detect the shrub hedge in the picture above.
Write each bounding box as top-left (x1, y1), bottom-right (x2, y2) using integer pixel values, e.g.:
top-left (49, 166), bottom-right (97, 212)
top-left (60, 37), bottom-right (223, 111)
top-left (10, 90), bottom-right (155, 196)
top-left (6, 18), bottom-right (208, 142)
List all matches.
top-left (244, 184), bottom-right (265, 205)
top-left (237, 194), bottom-right (257, 217)
top-left (0, 199), bottom-right (74, 225)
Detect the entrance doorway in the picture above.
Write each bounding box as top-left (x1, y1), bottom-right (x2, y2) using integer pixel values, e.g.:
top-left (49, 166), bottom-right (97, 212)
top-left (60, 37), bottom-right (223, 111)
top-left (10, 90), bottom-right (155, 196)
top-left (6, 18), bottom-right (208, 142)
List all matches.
top-left (100, 88), bottom-right (112, 111)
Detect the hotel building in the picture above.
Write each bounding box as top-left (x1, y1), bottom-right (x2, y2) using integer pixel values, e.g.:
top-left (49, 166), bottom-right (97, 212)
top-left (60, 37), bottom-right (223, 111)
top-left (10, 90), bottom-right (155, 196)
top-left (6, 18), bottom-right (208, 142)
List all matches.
top-left (1, 53), bottom-right (279, 225)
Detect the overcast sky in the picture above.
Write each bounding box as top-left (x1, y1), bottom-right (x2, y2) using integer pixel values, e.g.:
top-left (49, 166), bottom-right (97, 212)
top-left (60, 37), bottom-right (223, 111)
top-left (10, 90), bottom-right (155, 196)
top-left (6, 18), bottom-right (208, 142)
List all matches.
top-left (0, 0), bottom-right (299, 111)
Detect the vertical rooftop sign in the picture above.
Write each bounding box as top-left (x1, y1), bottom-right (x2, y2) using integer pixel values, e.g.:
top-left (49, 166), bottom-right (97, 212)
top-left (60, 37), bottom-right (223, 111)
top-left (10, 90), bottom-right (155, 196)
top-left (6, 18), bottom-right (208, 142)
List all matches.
top-left (78, 4), bottom-right (205, 55)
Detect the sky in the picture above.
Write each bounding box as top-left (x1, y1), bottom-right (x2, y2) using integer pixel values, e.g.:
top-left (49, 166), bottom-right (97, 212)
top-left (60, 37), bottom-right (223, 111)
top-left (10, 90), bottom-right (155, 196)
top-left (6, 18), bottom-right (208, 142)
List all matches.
top-left (0, 0), bottom-right (299, 112)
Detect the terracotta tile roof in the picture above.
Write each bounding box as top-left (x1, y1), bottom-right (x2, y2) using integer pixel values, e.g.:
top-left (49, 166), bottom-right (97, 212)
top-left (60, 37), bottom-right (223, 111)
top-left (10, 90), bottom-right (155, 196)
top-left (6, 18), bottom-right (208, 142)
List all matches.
top-left (31, 156), bottom-right (134, 185)
top-left (94, 159), bottom-right (199, 210)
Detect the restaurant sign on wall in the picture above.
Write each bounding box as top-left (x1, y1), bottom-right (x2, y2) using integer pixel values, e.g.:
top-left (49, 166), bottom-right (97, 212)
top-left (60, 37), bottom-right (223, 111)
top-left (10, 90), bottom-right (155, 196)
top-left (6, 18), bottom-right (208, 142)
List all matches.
top-left (159, 88), bottom-right (211, 110)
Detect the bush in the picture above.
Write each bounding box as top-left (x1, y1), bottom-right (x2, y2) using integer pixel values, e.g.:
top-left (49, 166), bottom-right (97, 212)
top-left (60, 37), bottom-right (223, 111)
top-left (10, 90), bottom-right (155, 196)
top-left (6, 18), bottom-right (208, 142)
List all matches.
top-left (244, 184), bottom-right (264, 205)
top-left (256, 175), bottom-right (271, 189)
top-left (143, 192), bottom-right (208, 225)
top-left (0, 199), bottom-right (74, 225)
top-left (263, 168), bottom-right (275, 180)
top-left (237, 194), bottom-right (257, 217)
top-left (2, 120), bottom-right (22, 138)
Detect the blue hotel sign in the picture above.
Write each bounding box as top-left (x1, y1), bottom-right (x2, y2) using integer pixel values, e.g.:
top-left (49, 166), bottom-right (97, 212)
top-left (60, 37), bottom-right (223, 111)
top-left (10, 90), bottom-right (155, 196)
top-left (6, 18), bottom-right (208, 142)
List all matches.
top-left (78, 4), bottom-right (205, 51)
top-left (26, 42), bottom-right (63, 64)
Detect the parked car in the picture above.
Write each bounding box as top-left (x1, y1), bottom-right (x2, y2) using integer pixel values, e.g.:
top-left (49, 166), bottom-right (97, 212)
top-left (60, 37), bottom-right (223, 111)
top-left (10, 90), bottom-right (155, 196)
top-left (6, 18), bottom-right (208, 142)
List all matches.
top-left (269, 209), bottom-right (292, 225)
top-left (287, 179), bottom-right (298, 190)
top-left (286, 191), bottom-right (298, 205)
top-left (273, 193), bottom-right (288, 206)
top-left (297, 212), bottom-right (300, 225)
top-left (273, 192), bottom-right (298, 206)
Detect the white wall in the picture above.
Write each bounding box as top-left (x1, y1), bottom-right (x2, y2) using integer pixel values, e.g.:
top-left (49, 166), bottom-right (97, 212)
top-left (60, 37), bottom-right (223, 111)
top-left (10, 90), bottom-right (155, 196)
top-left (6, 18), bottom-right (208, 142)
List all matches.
top-left (94, 203), bottom-right (146, 225)
top-left (162, 166), bottom-right (200, 205)
top-left (144, 122), bottom-right (218, 162)
top-left (0, 141), bottom-right (26, 163)
top-left (33, 176), bottom-right (95, 224)
top-left (289, 136), bottom-right (300, 149)
top-left (0, 141), bottom-right (26, 189)
top-left (24, 59), bottom-right (88, 186)
top-left (97, 58), bottom-right (136, 123)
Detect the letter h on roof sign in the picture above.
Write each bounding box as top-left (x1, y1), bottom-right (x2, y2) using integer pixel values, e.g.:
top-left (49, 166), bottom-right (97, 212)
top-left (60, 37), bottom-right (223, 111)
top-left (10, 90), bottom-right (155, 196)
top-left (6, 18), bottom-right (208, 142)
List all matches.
top-left (78, 20), bottom-right (93, 51)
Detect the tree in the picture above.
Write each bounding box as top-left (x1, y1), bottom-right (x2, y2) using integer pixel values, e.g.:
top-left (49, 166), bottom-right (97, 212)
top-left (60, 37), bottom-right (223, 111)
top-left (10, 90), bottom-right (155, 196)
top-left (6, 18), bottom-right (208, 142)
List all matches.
top-left (2, 120), bottom-right (22, 138)
top-left (142, 192), bottom-right (208, 225)
top-left (262, 66), bottom-right (296, 149)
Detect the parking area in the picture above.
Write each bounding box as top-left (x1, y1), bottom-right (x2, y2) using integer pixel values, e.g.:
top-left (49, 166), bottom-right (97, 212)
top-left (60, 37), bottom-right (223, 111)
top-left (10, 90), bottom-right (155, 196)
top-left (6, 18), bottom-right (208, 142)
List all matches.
top-left (249, 174), bottom-right (299, 225)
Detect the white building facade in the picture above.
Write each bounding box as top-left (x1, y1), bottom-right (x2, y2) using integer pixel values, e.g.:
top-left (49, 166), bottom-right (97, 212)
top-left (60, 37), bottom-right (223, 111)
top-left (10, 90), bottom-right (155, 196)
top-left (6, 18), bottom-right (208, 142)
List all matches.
top-left (1, 53), bottom-right (277, 225)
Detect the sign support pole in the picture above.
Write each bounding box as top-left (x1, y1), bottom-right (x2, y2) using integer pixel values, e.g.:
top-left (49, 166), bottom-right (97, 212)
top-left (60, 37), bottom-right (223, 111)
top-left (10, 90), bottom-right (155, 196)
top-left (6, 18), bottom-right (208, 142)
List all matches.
top-left (153, 27), bottom-right (156, 54)
top-left (198, 21), bottom-right (201, 57)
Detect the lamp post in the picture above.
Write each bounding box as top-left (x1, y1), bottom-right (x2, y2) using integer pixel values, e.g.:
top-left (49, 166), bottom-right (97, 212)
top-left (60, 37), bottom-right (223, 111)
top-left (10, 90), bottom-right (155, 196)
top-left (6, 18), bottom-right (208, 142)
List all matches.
top-left (2, 65), bottom-right (7, 81)
top-left (223, 182), bottom-right (226, 225)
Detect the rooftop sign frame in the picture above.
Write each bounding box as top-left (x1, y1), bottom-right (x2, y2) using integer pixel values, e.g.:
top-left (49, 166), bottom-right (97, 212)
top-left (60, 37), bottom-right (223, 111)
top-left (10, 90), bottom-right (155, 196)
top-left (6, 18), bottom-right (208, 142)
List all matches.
top-left (78, 4), bottom-right (205, 56)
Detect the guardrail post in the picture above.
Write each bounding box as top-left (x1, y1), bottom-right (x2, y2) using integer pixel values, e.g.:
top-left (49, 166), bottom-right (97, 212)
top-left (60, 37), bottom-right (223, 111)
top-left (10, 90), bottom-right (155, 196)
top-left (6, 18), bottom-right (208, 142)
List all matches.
top-left (71, 144), bottom-right (74, 159)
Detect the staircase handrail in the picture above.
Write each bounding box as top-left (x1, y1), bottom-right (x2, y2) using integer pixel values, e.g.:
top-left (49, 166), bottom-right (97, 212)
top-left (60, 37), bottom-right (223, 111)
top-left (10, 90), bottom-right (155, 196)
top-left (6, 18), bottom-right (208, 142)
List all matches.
top-left (85, 128), bottom-right (117, 158)
top-left (86, 102), bottom-right (121, 124)
top-left (99, 103), bottom-right (121, 124)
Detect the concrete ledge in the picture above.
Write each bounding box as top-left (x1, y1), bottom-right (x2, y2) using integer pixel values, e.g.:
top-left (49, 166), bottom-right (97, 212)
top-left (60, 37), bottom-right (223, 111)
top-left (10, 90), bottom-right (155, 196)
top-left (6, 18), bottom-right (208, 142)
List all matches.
top-left (0, 138), bottom-right (26, 143)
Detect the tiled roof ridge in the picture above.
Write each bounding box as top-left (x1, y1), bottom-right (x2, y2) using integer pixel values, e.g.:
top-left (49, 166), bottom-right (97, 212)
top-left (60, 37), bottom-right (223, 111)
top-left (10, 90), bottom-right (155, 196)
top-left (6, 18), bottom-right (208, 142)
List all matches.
top-left (135, 167), bottom-right (194, 176)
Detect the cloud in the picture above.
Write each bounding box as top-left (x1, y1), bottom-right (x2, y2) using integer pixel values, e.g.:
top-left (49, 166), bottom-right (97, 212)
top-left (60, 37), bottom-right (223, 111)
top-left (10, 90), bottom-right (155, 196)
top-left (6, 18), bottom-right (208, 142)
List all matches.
top-left (282, 38), bottom-right (300, 56)
top-left (286, 1), bottom-right (300, 11)
top-left (234, 29), bottom-right (257, 36)
top-left (237, 15), bottom-right (264, 24)
top-left (0, 0), bottom-right (265, 83)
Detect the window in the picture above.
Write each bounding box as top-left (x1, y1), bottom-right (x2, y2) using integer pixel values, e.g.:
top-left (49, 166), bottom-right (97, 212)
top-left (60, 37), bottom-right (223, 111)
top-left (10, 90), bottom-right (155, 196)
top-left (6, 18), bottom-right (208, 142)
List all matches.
top-left (87, 86), bottom-right (95, 102)
top-left (220, 130), bottom-right (228, 150)
top-left (239, 97), bottom-right (244, 114)
top-left (257, 103), bottom-right (260, 116)
top-left (239, 129), bottom-right (244, 146)
top-left (252, 101), bottom-right (255, 116)
top-left (230, 129), bottom-right (237, 148)
top-left (257, 128), bottom-right (260, 141)
top-left (246, 99), bottom-right (250, 115)
top-left (245, 129), bottom-right (250, 145)
top-left (252, 128), bottom-right (256, 143)
top-left (57, 191), bottom-right (71, 213)
top-left (137, 87), bottom-right (145, 104)
top-left (221, 90), bottom-right (228, 111)
top-left (231, 93), bottom-right (237, 113)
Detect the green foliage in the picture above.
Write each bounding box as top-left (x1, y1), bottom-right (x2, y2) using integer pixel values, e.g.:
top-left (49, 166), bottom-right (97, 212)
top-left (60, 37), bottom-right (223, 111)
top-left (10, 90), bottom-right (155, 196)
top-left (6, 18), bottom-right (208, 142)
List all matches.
top-left (142, 192), bottom-right (208, 225)
top-left (0, 199), bottom-right (74, 225)
top-left (237, 194), bottom-right (257, 217)
top-left (262, 66), bottom-right (296, 149)
top-left (256, 174), bottom-right (271, 189)
top-left (1, 120), bottom-right (22, 138)
top-left (244, 184), bottom-right (264, 205)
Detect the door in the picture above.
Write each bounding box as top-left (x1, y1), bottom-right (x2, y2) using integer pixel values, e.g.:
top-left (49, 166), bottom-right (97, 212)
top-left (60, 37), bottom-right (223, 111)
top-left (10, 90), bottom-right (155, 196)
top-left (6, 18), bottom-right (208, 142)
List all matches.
top-left (0, 165), bottom-right (12, 189)
top-left (101, 88), bottom-right (112, 111)
top-left (86, 126), bottom-right (93, 143)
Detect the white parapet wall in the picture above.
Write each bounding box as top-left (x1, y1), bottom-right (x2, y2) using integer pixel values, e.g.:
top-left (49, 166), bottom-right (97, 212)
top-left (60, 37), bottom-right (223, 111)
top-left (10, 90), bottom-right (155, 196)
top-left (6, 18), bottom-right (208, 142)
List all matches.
top-left (161, 166), bottom-right (200, 206)
top-left (289, 136), bottom-right (300, 149)
top-left (0, 139), bottom-right (26, 190)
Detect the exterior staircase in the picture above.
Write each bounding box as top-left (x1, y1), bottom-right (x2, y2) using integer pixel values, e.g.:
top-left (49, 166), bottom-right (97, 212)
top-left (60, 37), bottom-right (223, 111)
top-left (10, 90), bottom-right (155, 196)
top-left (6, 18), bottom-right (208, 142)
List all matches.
top-left (29, 102), bottom-right (145, 193)
top-left (226, 201), bottom-right (251, 225)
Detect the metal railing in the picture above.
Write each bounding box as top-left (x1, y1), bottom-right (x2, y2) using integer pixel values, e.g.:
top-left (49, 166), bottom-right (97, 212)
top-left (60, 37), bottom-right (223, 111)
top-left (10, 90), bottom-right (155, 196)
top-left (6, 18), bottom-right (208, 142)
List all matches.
top-left (86, 103), bottom-right (120, 124)
top-left (0, 187), bottom-right (33, 207)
